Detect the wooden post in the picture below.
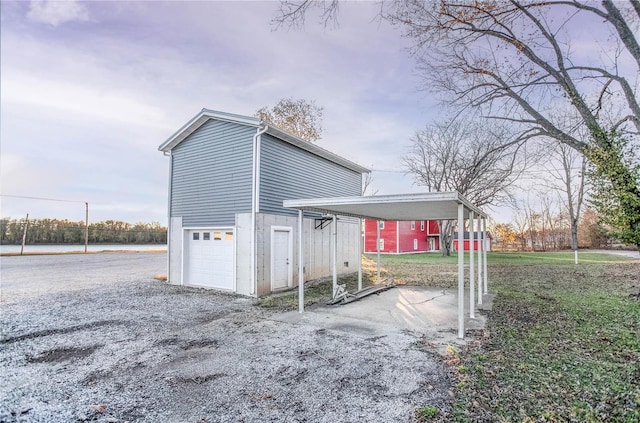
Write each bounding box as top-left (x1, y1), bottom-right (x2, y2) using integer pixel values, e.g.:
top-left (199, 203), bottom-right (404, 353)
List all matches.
top-left (84, 202), bottom-right (89, 253)
top-left (20, 213), bottom-right (29, 255)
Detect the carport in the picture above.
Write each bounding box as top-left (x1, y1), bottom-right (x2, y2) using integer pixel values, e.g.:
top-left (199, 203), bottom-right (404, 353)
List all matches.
top-left (284, 191), bottom-right (489, 339)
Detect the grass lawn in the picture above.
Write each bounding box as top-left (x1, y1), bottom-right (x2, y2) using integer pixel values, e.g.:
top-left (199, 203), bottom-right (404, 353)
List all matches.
top-left (256, 257), bottom-right (381, 310)
top-left (258, 250), bottom-right (639, 421)
top-left (377, 251), bottom-right (639, 422)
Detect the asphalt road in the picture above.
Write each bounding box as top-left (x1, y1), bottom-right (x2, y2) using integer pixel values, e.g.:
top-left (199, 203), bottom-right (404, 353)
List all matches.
top-left (0, 252), bottom-right (451, 422)
top-left (1, 252), bottom-right (166, 304)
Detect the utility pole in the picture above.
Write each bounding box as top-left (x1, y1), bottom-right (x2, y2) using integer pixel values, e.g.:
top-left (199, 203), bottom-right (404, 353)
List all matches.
top-left (20, 213), bottom-right (29, 255)
top-left (84, 202), bottom-right (89, 253)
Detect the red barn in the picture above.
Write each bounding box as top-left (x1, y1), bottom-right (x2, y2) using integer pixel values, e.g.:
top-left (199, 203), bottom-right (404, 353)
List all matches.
top-left (364, 219), bottom-right (440, 253)
top-left (452, 232), bottom-right (493, 252)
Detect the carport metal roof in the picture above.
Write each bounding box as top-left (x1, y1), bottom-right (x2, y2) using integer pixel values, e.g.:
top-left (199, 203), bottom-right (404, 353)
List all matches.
top-left (284, 191), bottom-right (490, 340)
top-left (283, 191), bottom-right (487, 220)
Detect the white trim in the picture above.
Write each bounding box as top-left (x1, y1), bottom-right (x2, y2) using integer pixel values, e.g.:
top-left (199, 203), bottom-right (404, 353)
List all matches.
top-left (332, 215), bottom-right (338, 297)
top-left (298, 210), bottom-right (304, 312)
top-left (483, 218), bottom-right (488, 294)
top-left (376, 220), bottom-right (381, 284)
top-left (469, 211), bottom-right (475, 320)
top-left (270, 226), bottom-right (293, 292)
top-left (396, 221), bottom-right (400, 254)
top-left (357, 217), bottom-right (363, 291)
top-left (255, 132), bottom-right (263, 213)
top-left (166, 153), bottom-right (173, 281)
top-left (457, 204), bottom-right (465, 339)
top-left (284, 191), bottom-right (487, 221)
top-left (420, 221), bottom-right (425, 231)
top-left (251, 125), bottom-right (268, 296)
top-left (159, 109), bottom-right (260, 152)
top-left (411, 221), bottom-right (416, 230)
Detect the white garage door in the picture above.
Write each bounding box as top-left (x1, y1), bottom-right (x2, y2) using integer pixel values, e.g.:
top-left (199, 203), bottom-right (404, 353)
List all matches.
top-left (185, 229), bottom-right (234, 290)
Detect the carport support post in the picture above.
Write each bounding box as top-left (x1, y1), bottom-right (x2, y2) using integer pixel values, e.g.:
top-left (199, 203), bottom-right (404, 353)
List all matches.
top-left (298, 209), bottom-right (304, 313)
top-left (469, 211), bottom-right (475, 319)
top-left (357, 218), bottom-right (362, 291)
top-left (376, 220), bottom-right (381, 284)
top-left (477, 217), bottom-right (483, 306)
top-left (483, 217), bottom-right (488, 294)
top-left (457, 204), bottom-right (465, 339)
top-left (332, 214), bottom-right (338, 297)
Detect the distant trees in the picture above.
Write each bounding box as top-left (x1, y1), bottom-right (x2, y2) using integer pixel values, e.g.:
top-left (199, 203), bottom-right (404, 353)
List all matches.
top-left (256, 98), bottom-right (324, 142)
top-left (494, 202), bottom-right (616, 251)
top-left (0, 218), bottom-right (167, 245)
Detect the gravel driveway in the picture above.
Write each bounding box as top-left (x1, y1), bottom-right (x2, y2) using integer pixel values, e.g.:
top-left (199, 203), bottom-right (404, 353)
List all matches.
top-left (0, 252), bottom-right (452, 422)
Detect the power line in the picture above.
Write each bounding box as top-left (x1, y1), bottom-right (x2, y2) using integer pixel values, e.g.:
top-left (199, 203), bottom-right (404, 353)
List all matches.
top-left (0, 194), bottom-right (86, 204)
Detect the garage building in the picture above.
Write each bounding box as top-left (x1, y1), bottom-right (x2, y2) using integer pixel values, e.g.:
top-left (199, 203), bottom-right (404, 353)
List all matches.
top-left (159, 109), bottom-right (368, 297)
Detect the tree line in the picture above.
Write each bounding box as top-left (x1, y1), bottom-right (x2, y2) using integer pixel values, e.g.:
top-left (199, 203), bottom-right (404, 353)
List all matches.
top-left (0, 218), bottom-right (167, 245)
top-left (492, 208), bottom-right (610, 252)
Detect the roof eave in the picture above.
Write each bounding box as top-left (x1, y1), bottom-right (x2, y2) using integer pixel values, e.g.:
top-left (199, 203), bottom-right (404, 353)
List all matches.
top-left (158, 109), bottom-right (260, 152)
top-left (264, 126), bottom-right (370, 174)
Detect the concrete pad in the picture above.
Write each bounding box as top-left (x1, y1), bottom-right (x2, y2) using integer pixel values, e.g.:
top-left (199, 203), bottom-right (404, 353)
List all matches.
top-left (274, 286), bottom-right (494, 353)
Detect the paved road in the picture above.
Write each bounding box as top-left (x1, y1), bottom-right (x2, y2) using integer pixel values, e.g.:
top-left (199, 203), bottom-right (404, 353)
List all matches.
top-left (0, 252), bottom-right (166, 304)
top-left (590, 249), bottom-right (639, 258)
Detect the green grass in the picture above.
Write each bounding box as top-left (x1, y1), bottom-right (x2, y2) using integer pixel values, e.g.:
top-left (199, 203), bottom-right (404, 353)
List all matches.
top-left (416, 405), bottom-right (440, 421)
top-left (258, 251), bottom-right (640, 421)
top-left (257, 257), bottom-right (381, 310)
top-left (392, 253), bottom-right (640, 423)
top-left (367, 251), bottom-right (636, 265)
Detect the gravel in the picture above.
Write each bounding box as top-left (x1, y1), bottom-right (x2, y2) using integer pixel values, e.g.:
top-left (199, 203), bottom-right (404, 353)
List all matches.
top-left (1, 252), bottom-right (452, 422)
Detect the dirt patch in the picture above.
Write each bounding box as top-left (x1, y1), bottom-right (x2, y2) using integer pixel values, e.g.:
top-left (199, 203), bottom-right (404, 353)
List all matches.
top-left (26, 345), bottom-right (102, 363)
top-left (182, 338), bottom-right (219, 350)
top-left (1, 320), bottom-right (122, 344)
top-left (166, 373), bottom-right (226, 385)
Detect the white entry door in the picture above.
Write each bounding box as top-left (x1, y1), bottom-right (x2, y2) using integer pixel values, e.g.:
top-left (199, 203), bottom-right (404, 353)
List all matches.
top-left (185, 229), bottom-right (234, 290)
top-left (271, 227), bottom-right (292, 291)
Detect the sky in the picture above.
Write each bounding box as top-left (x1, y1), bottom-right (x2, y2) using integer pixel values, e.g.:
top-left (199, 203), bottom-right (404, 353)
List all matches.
top-left (3, 0), bottom-right (605, 225)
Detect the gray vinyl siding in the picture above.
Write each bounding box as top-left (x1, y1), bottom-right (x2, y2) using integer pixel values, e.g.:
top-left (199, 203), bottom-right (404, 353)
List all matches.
top-left (171, 119), bottom-right (254, 226)
top-left (260, 134), bottom-right (362, 217)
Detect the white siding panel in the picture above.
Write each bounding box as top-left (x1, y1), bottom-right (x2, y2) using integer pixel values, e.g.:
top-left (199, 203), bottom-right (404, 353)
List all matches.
top-left (235, 213), bottom-right (252, 296)
top-left (254, 213), bottom-right (360, 297)
top-left (168, 216), bottom-right (183, 285)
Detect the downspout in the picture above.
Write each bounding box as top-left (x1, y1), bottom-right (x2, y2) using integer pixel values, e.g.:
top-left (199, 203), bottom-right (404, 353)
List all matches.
top-left (251, 124), bottom-right (268, 296)
top-left (164, 150), bottom-right (173, 282)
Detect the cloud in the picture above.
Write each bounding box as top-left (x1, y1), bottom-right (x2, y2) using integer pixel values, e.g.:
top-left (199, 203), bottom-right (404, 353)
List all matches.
top-left (27, 0), bottom-right (90, 26)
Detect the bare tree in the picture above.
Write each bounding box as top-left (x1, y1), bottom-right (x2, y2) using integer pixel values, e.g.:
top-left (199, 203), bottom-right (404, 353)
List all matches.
top-left (403, 118), bottom-right (526, 255)
top-left (386, 0), bottom-right (640, 247)
top-left (256, 98), bottom-right (324, 142)
top-left (361, 169), bottom-right (378, 196)
top-left (384, 1), bottom-right (640, 142)
top-left (272, 0), bottom-right (340, 29)
top-left (541, 141), bottom-right (587, 261)
top-left (274, 0), bottom-right (640, 247)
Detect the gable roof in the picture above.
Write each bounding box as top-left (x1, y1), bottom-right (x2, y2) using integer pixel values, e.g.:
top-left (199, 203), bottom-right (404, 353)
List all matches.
top-left (158, 108), bottom-right (370, 174)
